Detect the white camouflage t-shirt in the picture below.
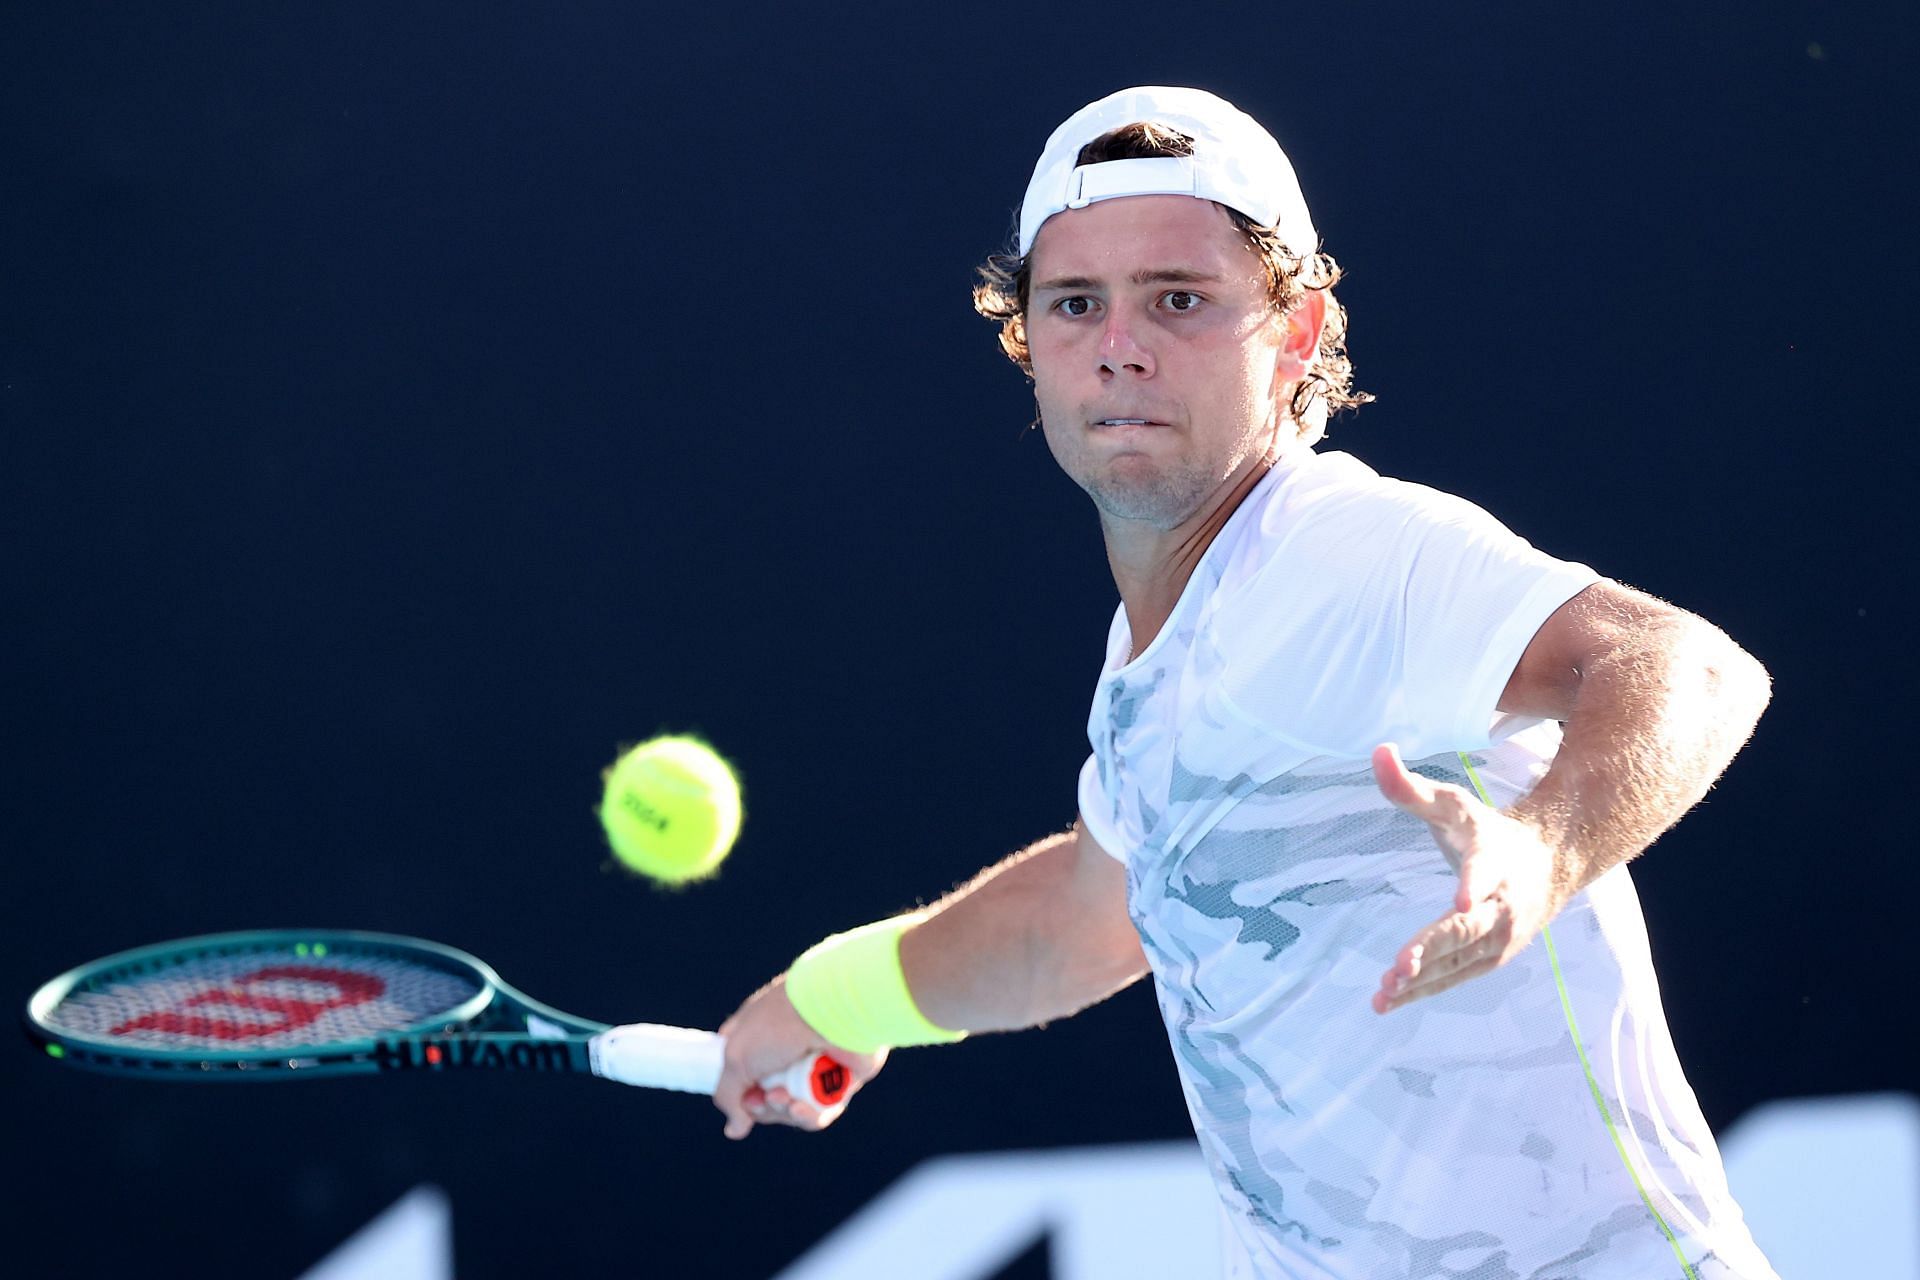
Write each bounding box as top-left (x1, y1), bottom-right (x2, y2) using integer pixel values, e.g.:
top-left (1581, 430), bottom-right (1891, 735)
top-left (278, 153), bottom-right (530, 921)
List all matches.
top-left (1077, 450), bottom-right (1777, 1279)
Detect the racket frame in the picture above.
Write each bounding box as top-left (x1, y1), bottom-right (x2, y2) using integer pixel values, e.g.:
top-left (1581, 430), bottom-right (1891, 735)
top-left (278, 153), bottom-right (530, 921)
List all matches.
top-left (23, 929), bottom-right (609, 1081)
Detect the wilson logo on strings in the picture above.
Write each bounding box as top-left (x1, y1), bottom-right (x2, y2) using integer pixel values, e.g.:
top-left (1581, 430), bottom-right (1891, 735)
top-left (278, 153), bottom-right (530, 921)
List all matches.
top-left (109, 965), bottom-right (384, 1041)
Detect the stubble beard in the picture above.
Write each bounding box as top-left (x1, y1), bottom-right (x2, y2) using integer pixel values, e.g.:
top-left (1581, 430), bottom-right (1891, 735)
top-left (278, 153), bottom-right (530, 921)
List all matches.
top-left (1082, 455), bottom-right (1217, 530)
top-left (1076, 430), bottom-right (1265, 532)
top-left (1036, 376), bottom-right (1286, 532)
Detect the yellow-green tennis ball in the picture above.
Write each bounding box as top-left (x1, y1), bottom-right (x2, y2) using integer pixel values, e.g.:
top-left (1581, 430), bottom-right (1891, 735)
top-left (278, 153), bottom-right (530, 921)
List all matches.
top-left (598, 736), bottom-right (742, 885)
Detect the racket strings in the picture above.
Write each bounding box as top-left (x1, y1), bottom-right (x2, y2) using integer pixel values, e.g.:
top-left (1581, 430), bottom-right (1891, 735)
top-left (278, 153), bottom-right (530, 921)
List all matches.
top-left (43, 946), bottom-right (483, 1052)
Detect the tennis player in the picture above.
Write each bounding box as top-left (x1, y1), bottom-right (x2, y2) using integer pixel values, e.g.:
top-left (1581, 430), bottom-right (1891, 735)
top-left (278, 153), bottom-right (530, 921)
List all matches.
top-left (715, 87), bottom-right (1779, 1279)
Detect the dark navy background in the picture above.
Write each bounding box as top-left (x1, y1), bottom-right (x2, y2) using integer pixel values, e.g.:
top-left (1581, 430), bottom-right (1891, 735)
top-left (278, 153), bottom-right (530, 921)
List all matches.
top-left (4, 2), bottom-right (1912, 1275)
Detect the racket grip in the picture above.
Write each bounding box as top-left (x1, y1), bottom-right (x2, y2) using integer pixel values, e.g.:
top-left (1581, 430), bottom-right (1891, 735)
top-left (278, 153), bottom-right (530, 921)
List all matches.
top-left (590, 1023), bottom-right (725, 1093)
top-left (589, 1024), bottom-right (853, 1111)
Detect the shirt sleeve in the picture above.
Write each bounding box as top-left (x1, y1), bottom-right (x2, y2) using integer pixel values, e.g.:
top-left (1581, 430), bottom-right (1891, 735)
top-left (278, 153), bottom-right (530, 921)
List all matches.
top-left (1211, 476), bottom-right (1599, 760)
top-left (1395, 492), bottom-right (1600, 753)
top-left (1076, 754), bottom-right (1129, 862)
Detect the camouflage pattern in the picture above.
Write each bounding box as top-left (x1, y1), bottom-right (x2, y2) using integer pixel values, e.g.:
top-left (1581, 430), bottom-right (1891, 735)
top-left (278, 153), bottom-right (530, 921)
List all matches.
top-left (1076, 457), bottom-right (1778, 1278)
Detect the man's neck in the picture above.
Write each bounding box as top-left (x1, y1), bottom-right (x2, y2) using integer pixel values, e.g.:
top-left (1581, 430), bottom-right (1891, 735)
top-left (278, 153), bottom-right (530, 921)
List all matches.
top-left (1101, 456), bottom-right (1274, 659)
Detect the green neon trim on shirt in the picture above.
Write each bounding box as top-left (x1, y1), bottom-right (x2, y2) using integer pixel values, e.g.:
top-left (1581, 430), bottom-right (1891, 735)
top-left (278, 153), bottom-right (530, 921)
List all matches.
top-left (1457, 751), bottom-right (1701, 1280)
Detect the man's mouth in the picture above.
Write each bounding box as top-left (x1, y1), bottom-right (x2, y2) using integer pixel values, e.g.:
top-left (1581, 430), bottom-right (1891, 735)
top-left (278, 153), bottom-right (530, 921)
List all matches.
top-left (1093, 418), bottom-right (1163, 427)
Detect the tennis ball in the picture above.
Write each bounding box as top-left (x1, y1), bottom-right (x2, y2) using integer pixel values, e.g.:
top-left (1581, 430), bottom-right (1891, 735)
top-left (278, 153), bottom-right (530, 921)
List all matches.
top-left (598, 736), bottom-right (742, 885)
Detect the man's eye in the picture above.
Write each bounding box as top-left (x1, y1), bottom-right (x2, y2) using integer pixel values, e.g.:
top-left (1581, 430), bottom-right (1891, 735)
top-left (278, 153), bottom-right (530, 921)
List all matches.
top-left (1056, 296), bottom-right (1093, 317)
top-left (1163, 291), bottom-right (1201, 312)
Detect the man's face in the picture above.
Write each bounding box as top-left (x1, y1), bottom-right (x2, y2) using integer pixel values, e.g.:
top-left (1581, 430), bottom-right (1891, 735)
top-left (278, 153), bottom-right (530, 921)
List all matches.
top-left (1025, 195), bottom-right (1300, 532)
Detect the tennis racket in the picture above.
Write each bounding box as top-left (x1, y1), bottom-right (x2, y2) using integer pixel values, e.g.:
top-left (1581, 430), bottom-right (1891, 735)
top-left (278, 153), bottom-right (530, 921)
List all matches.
top-left (23, 929), bottom-right (851, 1111)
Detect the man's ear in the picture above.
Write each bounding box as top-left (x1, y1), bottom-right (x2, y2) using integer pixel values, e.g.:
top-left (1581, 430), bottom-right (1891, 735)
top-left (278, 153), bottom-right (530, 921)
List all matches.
top-left (1282, 287), bottom-right (1326, 366)
top-left (1268, 288), bottom-right (1326, 411)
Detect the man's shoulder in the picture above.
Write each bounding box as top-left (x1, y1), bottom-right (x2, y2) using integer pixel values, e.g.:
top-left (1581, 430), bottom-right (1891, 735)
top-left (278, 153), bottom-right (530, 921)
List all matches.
top-left (1230, 451), bottom-right (1499, 584)
top-left (1262, 450), bottom-right (1496, 535)
top-left (1203, 450), bottom-right (1557, 661)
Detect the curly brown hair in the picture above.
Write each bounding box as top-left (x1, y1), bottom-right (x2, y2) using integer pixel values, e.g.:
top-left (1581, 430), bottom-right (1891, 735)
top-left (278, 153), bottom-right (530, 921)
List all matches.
top-left (972, 122), bottom-right (1371, 445)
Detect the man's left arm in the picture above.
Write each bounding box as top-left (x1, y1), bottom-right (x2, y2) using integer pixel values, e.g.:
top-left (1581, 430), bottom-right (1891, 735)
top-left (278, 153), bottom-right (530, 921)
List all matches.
top-left (1371, 579), bottom-right (1772, 1013)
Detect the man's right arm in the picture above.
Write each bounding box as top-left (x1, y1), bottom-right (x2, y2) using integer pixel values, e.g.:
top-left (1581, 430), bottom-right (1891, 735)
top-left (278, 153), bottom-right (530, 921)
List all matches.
top-left (713, 821), bottom-right (1146, 1138)
top-left (902, 821), bottom-right (1146, 1033)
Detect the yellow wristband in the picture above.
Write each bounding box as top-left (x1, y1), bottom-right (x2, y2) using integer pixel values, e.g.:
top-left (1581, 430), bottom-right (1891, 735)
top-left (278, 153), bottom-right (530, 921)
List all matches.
top-left (784, 914), bottom-right (968, 1054)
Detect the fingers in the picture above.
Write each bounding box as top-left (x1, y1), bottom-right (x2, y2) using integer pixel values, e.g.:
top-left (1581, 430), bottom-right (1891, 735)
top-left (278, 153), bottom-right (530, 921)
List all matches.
top-left (766, 1087), bottom-right (832, 1131)
top-left (1372, 900), bottom-right (1514, 1014)
top-left (1371, 744), bottom-right (1477, 831)
top-left (1370, 743), bottom-right (1430, 809)
top-left (721, 1084), bottom-right (836, 1139)
top-left (715, 978), bottom-right (813, 1140)
top-left (1372, 947), bottom-right (1502, 1013)
top-left (718, 1080), bottom-right (759, 1141)
top-left (717, 1028), bottom-right (792, 1139)
top-left (719, 1064), bottom-right (817, 1139)
top-left (713, 978), bottom-right (888, 1138)
top-left (717, 1042), bottom-right (869, 1138)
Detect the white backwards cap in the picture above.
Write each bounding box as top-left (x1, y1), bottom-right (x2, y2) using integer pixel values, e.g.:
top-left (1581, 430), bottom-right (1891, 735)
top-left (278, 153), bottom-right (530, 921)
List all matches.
top-left (1018, 86), bottom-right (1317, 260)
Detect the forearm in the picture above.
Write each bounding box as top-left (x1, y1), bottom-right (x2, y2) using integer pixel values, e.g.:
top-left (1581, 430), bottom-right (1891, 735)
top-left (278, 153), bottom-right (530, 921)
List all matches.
top-left (899, 828), bottom-right (1147, 1034)
top-left (1508, 607), bottom-right (1772, 900)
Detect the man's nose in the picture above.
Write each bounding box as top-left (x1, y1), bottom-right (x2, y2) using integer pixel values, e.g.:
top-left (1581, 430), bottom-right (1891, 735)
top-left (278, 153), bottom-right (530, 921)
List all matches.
top-left (1098, 311), bottom-right (1154, 378)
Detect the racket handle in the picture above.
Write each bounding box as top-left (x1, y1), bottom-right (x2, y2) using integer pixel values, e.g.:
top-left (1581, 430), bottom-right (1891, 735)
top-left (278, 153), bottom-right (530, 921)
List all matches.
top-left (766, 1051), bottom-right (853, 1111)
top-left (589, 1023), bottom-right (853, 1111)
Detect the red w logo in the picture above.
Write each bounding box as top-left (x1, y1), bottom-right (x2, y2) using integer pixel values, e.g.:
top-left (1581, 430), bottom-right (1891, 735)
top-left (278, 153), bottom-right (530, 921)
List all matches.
top-left (811, 1057), bottom-right (851, 1105)
top-left (110, 965), bottom-right (385, 1041)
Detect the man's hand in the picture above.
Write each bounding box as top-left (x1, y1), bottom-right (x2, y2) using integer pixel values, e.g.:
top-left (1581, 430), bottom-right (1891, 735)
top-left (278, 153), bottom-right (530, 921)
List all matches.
top-left (713, 974), bottom-right (887, 1140)
top-left (1369, 743), bottom-right (1571, 1014)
